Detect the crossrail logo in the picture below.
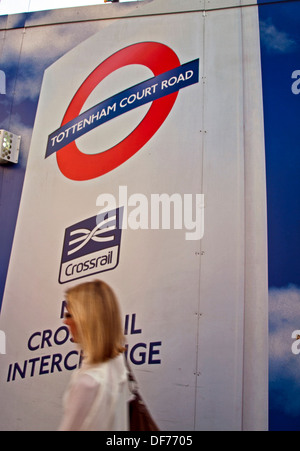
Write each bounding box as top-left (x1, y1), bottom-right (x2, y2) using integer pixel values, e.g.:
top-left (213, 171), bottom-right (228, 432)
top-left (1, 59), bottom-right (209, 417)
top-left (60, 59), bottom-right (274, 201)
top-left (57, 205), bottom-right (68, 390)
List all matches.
top-left (59, 207), bottom-right (123, 284)
top-left (45, 42), bottom-right (200, 181)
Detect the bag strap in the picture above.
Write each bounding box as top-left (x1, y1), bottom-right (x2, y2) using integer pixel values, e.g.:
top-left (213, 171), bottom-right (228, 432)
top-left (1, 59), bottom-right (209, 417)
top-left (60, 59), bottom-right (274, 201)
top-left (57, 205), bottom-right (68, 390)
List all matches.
top-left (124, 357), bottom-right (139, 394)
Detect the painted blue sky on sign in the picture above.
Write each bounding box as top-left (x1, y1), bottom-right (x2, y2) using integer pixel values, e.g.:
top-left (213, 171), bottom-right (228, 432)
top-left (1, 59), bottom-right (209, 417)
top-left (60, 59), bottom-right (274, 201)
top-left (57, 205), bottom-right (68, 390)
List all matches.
top-left (258, 0), bottom-right (300, 431)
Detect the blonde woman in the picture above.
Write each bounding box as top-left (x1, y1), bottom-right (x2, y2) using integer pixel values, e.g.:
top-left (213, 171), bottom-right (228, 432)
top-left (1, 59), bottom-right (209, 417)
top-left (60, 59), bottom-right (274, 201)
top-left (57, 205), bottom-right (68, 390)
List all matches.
top-left (59, 280), bottom-right (130, 431)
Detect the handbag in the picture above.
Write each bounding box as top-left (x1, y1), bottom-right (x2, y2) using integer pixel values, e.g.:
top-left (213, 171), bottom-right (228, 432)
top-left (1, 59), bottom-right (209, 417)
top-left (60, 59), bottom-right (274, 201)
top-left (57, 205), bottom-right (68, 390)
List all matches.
top-left (126, 362), bottom-right (160, 431)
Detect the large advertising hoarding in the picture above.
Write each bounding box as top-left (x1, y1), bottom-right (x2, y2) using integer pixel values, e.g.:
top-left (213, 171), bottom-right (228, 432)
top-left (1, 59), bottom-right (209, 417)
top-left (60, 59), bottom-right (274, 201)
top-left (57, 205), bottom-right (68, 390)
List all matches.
top-left (0, 1), bottom-right (269, 431)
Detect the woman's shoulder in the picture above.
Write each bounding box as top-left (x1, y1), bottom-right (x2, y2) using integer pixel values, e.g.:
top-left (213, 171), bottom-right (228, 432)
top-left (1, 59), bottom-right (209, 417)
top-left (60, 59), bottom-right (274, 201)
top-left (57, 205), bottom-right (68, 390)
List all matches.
top-left (74, 372), bottom-right (100, 390)
top-left (78, 353), bottom-right (127, 383)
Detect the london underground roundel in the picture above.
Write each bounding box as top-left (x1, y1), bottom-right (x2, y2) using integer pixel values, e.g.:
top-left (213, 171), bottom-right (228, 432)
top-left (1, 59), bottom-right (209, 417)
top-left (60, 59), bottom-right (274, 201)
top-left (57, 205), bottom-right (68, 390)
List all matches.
top-left (56, 42), bottom-right (180, 181)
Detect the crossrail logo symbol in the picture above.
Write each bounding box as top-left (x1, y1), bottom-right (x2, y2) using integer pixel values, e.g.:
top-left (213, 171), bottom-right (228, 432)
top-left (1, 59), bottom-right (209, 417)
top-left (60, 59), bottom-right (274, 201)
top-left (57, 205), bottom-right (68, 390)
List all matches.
top-left (45, 42), bottom-right (200, 181)
top-left (59, 207), bottom-right (123, 284)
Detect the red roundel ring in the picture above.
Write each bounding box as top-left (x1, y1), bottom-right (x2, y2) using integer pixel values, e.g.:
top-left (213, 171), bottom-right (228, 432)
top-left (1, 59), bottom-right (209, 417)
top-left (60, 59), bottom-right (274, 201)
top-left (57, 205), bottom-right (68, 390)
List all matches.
top-left (56, 42), bottom-right (180, 181)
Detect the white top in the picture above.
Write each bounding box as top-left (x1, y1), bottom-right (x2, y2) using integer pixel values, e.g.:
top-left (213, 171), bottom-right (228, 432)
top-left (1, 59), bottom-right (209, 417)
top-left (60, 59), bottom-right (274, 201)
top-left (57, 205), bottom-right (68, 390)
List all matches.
top-left (59, 354), bottom-right (131, 431)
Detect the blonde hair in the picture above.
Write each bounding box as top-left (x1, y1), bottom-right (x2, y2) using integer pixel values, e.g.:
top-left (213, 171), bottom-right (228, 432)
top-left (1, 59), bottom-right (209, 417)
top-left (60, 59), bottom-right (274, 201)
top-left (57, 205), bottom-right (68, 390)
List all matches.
top-left (65, 280), bottom-right (125, 365)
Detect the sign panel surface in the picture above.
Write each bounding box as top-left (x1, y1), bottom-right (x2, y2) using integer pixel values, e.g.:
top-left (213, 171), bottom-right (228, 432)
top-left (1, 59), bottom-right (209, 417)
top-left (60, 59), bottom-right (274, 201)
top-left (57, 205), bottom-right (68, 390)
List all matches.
top-left (0, 4), bottom-right (267, 431)
top-left (0, 13), bottom-right (204, 431)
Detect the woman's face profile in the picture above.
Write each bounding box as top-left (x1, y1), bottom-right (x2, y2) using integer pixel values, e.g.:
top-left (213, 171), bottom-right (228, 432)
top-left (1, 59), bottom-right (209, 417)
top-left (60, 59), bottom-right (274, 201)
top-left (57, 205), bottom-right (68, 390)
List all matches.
top-left (63, 308), bottom-right (79, 343)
